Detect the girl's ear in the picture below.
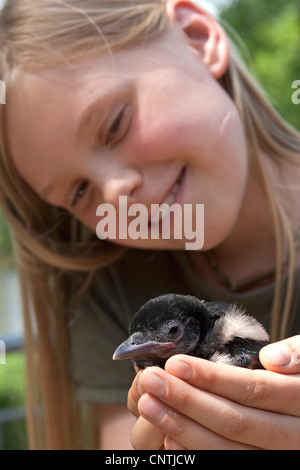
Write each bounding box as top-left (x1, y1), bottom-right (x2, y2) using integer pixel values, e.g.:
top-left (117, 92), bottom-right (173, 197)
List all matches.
top-left (166, 0), bottom-right (229, 79)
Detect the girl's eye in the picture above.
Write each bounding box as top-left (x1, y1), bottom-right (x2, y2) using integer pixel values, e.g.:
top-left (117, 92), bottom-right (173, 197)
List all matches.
top-left (105, 109), bottom-right (124, 145)
top-left (72, 180), bottom-right (89, 207)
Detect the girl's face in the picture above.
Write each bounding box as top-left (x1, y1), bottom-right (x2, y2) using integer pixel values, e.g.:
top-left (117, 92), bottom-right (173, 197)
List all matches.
top-left (7, 9), bottom-right (248, 251)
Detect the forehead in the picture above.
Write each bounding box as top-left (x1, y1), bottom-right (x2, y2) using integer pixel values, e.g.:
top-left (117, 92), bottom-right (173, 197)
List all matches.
top-left (6, 31), bottom-right (183, 183)
top-left (7, 55), bottom-right (125, 151)
top-left (5, 53), bottom-right (132, 194)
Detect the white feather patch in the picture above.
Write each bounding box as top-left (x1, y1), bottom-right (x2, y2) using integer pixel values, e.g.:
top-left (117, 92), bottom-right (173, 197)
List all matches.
top-left (209, 352), bottom-right (236, 365)
top-left (217, 305), bottom-right (269, 343)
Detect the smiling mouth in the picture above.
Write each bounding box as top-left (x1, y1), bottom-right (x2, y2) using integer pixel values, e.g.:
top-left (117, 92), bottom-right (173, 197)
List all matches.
top-left (146, 167), bottom-right (186, 226)
top-left (160, 168), bottom-right (185, 207)
top-left (155, 168), bottom-right (185, 222)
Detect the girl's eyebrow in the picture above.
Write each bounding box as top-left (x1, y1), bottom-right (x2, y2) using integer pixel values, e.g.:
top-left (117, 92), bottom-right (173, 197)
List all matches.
top-left (41, 180), bottom-right (57, 201)
top-left (77, 80), bottom-right (134, 143)
top-left (40, 96), bottom-right (111, 203)
top-left (76, 95), bottom-right (108, 144)
top-left (41, 83), bottom-right (132, 203)
top-left (40, 177), bottom-right (70, 208)
top-left (40, 96), bottom-right (109, 201)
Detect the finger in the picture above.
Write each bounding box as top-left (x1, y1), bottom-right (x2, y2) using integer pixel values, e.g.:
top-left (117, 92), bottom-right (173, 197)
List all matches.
top-left (138, 393), bottom-right (258, 450)
top-left (138, 368), bottom-right (300, 449)
top-left (165, 355), bottom-right (300, 416)
top-left (127, 371), bottom-right (143, 417)
top-left (131, 415), bottom-right (166, 450)
top-left (260, 336), bottom-right (300, 374)
top-left (164, 436), bottom-right (188, 451)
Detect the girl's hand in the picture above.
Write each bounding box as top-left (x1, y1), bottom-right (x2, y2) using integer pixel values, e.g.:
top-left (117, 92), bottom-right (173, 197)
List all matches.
top-left (128, 371), bottom-right (167, 450)
top-left (129, 336), bottom-right (300, 450)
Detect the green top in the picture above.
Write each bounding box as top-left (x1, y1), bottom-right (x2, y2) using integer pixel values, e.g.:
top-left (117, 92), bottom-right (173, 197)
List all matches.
top-left (68, 249), bottom-right (300, 404)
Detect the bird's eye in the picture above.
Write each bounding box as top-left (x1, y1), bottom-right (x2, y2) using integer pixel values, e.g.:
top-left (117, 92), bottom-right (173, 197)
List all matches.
top-left (162, 321), bottom-right (183, 340)
top-left (168, 326), bottom-right (179, 336)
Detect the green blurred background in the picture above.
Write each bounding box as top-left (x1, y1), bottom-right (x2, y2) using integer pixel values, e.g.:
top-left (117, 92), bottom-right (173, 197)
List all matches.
top-left (0, 0), bottom-right (299, 450)
top-left (220, 0), bottom-right (300, 131)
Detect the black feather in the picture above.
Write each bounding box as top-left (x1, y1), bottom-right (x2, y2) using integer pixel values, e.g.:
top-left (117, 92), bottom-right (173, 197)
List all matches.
top-left (113, 293), bottom-right (270, 370)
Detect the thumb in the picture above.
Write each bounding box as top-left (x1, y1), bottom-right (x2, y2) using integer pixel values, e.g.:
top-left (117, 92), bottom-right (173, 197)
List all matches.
top-left (259, 335), bottom-right (300, 374)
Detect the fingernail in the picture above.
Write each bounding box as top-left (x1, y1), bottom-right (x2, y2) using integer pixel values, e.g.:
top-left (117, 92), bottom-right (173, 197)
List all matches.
top-left (139, 395), bottom-right (166, 423)
top-left (166, 358), bottom-right (193, 380)
top-left (263, 343), bottom-right (291, 366)
top-left (139, 371), bottom-right (167, 397)
top-left (136, 373), bottom-right (145, 395)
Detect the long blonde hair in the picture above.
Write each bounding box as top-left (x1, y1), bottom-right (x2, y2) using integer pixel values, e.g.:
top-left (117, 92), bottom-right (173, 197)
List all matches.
top-left (0, 0), bottom-right (299, 449)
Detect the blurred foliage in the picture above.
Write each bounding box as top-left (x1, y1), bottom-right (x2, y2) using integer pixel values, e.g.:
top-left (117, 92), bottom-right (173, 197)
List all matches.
top-left (220, 0), bottom-right (300, 130)
top-left (0, 352), bottom-right (27, 449)
top-left (0, 352), bottom-right (25, 408)
top-left (0, 210), bottom-right (13, 262)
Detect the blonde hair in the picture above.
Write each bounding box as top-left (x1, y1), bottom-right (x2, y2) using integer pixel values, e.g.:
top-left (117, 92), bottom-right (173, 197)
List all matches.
top-left (0, 0), bottom-right (299, 449)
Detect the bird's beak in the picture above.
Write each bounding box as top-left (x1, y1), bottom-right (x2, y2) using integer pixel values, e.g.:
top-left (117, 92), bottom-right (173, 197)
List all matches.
top-left (113, 336), bottom-right (176, 361)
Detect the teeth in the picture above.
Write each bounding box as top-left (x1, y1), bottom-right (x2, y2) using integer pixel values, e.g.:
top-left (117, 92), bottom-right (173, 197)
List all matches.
top-left (150, 170), bottom-right (185, 225)
top-left (161, 191), bottom-right (176, 207)
top-left (158, 179), bottom-right (182, 222)
top-left (161, 180), bottom-right (181, 206)
top-left (172, 181), bottom-right (181, 194)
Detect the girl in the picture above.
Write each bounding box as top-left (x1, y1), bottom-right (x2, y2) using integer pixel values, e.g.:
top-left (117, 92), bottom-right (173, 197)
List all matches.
top-left (0, 0), bottom-right (299, 449)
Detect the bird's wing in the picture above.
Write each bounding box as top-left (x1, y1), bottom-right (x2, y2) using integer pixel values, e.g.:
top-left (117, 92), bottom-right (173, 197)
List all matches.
top-left (223, 337), bottom-right (269, 369)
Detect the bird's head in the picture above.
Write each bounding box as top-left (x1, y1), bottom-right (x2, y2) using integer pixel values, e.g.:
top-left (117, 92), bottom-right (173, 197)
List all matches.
top-left (113, 293), bottom-right (213, 370)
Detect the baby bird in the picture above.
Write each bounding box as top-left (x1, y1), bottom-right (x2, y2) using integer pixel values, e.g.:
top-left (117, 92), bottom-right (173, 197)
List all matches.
top-left (113, 293), bottom-right (270, 370)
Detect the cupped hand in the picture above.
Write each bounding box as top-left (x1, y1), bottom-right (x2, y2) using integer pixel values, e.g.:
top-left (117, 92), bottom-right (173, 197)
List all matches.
top-left (128, 336), bottom-right (300, 450)
top-left (128, 371), bottom-right (166, 449)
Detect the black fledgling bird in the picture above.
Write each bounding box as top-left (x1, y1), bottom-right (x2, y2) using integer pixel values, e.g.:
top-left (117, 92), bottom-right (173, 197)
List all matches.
top-left (113, 293), bottom-right (270, 370)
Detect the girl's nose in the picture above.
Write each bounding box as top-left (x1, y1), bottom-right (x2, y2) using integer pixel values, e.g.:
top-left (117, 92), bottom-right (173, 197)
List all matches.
top-left (101, 167), bottom-right (142, 207)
